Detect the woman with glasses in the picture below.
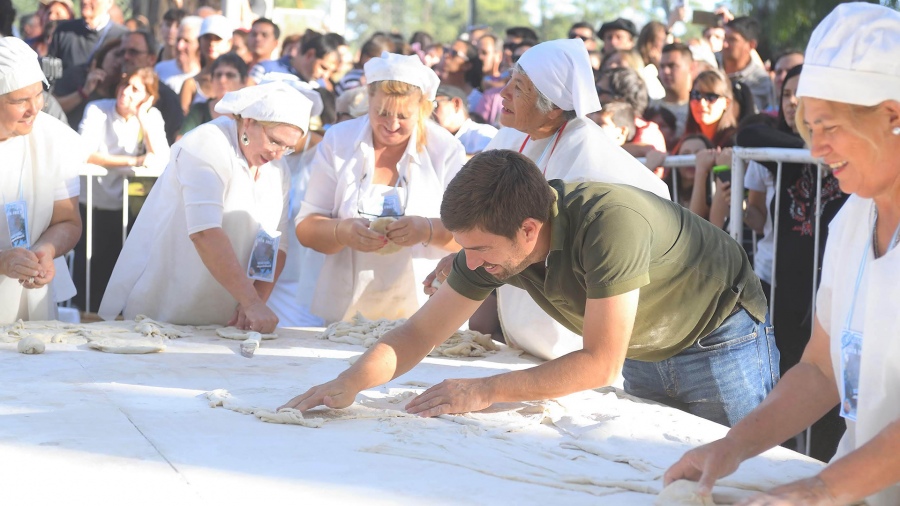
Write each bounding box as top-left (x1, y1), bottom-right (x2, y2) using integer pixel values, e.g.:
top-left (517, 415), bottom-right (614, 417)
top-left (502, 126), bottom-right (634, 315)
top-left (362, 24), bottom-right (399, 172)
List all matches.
top-left (99, 82), bottom-right (314, 334)
top-left (295, 52), bottom-right (466, 324)
top-left (683, 69), bottom-right (739, 148)
top-left (179, 53), bottom-right (247, 137)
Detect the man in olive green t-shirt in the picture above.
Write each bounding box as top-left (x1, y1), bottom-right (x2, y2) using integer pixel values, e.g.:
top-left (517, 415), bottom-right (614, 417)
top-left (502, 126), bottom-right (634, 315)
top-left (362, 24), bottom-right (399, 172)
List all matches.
top-left (283, 150), bottom-right (779, 427)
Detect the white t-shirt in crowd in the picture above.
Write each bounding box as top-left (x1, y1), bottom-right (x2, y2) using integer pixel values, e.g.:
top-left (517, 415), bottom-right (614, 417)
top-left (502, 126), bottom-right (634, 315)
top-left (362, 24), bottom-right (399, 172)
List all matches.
top-left (154, 59), bottom-right (198, 95)
top-left (744, 160), bottom-right (775, 284)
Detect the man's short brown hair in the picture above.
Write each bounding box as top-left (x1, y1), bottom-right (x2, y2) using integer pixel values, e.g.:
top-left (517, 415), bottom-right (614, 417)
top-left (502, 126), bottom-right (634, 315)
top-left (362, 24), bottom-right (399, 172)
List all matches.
top-left (440, 150), bottom-right (555, 240)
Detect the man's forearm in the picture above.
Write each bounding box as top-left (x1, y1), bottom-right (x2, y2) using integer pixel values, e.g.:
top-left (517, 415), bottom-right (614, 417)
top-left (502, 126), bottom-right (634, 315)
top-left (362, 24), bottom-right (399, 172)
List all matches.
top-left (483, 348), bottom-right (621, 404)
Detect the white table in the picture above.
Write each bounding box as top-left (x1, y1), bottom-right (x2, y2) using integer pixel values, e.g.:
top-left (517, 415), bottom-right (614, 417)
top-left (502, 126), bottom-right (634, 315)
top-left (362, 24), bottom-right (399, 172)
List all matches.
top-left (0, 326), bottom-right (823, 505)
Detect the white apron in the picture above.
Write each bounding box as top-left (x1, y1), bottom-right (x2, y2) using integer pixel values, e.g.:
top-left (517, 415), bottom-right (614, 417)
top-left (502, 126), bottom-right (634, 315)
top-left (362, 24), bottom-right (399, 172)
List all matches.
top-left (0, 114), bottom-right (83, 323)
top-left (306, 119), bottom-right (463, 324)
top-left (823, 197), bottom-right (900, 506)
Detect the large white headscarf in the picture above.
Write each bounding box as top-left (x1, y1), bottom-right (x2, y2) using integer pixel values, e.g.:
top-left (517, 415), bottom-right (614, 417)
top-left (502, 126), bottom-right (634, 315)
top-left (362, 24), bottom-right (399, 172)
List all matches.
top-left (215, 81), bottom-right (313, 133)
top-left (257, 72), bottom-right (325, 118)
top-left (364, 51), bottom-right (440, 101)
top-left (517, 39), bottom-right (601, 117)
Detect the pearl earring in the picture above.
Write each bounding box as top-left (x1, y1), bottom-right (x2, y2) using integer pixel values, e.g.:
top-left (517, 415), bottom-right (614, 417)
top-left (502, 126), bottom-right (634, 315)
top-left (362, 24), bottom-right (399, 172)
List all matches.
top-left (241, 132), bottom-right (250, 145)
top-left (892, 126), bottom-right (900, 136)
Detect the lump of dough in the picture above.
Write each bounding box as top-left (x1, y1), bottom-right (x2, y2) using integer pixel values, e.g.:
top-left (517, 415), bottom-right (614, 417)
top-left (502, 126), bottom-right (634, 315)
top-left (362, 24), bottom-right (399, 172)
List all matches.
top-left (17, 337), bottom-right (46, 355)
top-left (369, 217), bottom-right (402, 255)
top-left (655, 480), bottom-right (718, 506)
top-left (216, 327), bottom-right (278, 340)
top-left (87, 337), bottom-right (166, 354)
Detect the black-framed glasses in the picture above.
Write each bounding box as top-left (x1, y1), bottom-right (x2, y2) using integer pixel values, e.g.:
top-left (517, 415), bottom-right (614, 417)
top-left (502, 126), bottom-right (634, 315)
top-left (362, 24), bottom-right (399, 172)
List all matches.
top-left (355, 172), bottom-right (410, 218)
top-left (689, 90), bottom-right (722, 103)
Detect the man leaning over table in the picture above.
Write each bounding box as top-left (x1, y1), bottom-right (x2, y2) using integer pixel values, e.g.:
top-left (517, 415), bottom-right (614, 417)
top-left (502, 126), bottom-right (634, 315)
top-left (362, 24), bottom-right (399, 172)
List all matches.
top-left (282, 149), bottom-right (779, 428)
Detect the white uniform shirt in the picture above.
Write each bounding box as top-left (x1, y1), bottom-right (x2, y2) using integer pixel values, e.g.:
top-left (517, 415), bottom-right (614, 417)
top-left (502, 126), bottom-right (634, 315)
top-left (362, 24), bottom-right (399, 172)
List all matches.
top-left (816, 195), bottom-right (900, 506)
top-left (297, 116), bottom-right (466, 324)
top-left (78, 98), bottom-right (169, 210)
top-left (98, 117), bottom-right (291, 325)
top-left (0, 113), bottom-right (86, 323)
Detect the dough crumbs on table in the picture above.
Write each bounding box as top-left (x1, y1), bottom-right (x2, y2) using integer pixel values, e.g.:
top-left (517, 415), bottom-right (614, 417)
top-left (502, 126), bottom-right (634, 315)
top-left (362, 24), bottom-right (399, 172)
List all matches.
top-left (318, 313), bottom-right (498, 358)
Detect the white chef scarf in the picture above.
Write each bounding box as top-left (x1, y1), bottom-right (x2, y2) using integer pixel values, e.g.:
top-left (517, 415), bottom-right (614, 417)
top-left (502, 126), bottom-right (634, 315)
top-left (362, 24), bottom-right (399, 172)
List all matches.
top-left (517, 39), bottom-right (601, 117)
top-left (364, 51), bottom-right (440, 101)
top-left (0, 37), bottom-right (48, 95)
top-left (215, 81), bottom-right (312, 133)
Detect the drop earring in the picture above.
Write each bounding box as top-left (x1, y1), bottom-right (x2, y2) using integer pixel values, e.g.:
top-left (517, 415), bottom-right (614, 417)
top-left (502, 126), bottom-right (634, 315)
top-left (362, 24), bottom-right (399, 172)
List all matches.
top-left (892, 126), bottom-right (900, 136)
top-left (241, 132), bottom-right (250, 145)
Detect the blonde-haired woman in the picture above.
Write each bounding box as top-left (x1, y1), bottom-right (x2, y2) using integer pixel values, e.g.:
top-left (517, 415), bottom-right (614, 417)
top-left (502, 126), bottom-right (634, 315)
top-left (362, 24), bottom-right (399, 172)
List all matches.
top-left (296, 52), bottom-right (466, 324)
top-left (99, 82), bottom-right (314, 333)
top-left (666, 4), bottom-right (900, 505)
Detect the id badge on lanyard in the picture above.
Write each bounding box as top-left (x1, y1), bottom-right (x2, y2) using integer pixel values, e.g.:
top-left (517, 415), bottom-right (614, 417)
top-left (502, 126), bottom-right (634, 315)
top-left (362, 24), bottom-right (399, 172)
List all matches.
top-left (839, 212), bottom-right (873, 422)
top-left (247, 227), bottom-right (281, 282)
top-left (4, 200), bottom-right (30, 249)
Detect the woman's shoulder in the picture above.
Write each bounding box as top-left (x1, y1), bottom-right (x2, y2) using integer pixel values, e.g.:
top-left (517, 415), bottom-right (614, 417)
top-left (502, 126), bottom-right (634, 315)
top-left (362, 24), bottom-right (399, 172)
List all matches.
top-left (84, 98), bottom-right (116, 113)
top-left (174, 117), bottom-right (237, 158)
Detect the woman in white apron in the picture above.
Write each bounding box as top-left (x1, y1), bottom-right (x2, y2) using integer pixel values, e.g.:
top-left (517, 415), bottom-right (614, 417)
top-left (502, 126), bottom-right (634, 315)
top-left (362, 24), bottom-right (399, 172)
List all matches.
top-left (666, 5), bottom-right (900, 505)
top-left (99, 81), bottom-right (314, 333)
top-left (0, 37), bottom-right (85, 323)
top-left (296, 52), bottom-right (466, 324)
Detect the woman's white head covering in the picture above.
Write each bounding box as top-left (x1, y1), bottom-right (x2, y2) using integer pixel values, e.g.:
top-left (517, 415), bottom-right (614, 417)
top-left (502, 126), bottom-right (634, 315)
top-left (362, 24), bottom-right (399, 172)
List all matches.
top-left (517, 39), bottom-right (601, 117)
top-left (363, 51), bottom-right (440, 101)
top-left (215, 80), bottom-right (312, 133)
top-left (257, 72), bottom-right (324, 118)
top-left (797, 2), bottom-right (900, 106)
top-left (0, 37), bottom-right (48, 95)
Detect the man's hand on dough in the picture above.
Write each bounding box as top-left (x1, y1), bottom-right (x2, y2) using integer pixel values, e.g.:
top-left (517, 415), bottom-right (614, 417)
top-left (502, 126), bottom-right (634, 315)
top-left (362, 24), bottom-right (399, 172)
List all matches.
top-left (404, 378), bottom-right (492, 417)
top-left (423, 253), bottom-right (455, 296)
top-left (384, 216), bottom-right (428, 247)
top-left (279, 378), bottom-right (358, 412)
top-left (339, 218), bottom-right (387, 252)
top-left (736, 477), bottom-right (837, 506)
top-left (664, 436), bottom-right (746, 496)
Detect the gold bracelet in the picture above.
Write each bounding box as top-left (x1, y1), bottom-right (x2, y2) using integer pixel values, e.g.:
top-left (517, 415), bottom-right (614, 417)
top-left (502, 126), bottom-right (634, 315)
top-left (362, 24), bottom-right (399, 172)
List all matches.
top-left (333, 219), bottom-right (343, 246)
top-left (422, 218), bottom-right (434, 247)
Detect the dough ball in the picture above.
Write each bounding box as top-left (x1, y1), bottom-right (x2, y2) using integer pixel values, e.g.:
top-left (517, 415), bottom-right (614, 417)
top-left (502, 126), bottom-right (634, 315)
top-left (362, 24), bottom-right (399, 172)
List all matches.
top-left (369, 217), bottom-right (402, 255)
top-left (17, 337), bottom-right (46, 355)
top-left (655, 480), bottom-right (717, 506)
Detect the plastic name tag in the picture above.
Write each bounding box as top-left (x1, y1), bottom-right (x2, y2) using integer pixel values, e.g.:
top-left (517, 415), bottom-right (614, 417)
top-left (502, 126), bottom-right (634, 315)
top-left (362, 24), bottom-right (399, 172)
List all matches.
top-left (381, 194), bottom-right (403, 217)
top-left (5, 200), bottom-right (30, 249)
top-left (839, 329), bottom-right (862, 422)
top-left (247, 228), bottom-right (281, 282)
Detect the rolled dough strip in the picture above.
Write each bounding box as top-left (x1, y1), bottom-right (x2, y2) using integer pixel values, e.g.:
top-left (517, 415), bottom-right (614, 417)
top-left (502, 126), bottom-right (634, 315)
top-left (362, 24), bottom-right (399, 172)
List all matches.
top-left (87, 337), bottom-right (166, 354)
top-left (215, 327), bottom-right (278, 340)
top-left (17, 337), bottom-right (46, 355)
top-left (369, 217), bottom-right (403, 255)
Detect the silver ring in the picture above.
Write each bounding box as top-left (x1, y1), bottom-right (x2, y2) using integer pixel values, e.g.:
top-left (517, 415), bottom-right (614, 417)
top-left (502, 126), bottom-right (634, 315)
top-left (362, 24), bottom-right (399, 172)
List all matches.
top-left (28, 276), bottom-right (35, 284)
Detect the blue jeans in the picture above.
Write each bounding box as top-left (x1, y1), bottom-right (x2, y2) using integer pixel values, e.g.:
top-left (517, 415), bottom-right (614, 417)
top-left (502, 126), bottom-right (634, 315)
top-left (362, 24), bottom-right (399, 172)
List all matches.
top-left (621, 308), bottom-right (780, 427)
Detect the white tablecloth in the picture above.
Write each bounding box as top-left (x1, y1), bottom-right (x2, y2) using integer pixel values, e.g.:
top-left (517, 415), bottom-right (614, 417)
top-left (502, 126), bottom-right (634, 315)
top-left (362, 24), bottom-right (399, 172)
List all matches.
top-left (0, 326), bottom-right (824, 505)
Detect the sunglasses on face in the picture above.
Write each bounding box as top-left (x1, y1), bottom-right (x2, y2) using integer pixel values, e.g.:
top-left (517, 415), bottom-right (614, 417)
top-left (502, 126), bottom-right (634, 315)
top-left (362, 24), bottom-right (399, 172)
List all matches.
top-left (689, 90), bottom-right (722, 102)
top-left (569, 34), bottom-right (592, 41)
top-left (445, 48), bottom-right (470, 62)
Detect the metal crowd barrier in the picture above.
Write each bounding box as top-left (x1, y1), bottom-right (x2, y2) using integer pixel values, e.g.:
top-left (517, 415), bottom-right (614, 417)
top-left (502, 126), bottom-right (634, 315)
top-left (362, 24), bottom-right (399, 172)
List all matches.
top-left (79, 164), bottom-right (160, 312)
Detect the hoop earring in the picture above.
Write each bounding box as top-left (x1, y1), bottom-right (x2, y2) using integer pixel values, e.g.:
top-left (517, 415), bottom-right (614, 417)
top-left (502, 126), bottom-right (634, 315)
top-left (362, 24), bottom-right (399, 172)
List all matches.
top-left (241, 132), bottom-right (250, 145)
top-left (892, 126), bottom-right (900, 136)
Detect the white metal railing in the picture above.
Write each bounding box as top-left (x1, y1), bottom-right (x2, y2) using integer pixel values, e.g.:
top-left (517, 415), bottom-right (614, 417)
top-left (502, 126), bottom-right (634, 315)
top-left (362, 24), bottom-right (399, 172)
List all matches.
top-left (79, 164), bottom-right (159, 312)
